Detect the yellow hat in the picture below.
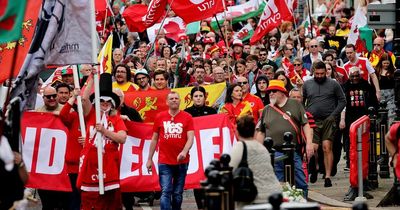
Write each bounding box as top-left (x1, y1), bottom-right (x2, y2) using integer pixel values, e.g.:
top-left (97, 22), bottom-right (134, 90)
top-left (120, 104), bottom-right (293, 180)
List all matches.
top-left (266, 80), bottom-right (288, 95)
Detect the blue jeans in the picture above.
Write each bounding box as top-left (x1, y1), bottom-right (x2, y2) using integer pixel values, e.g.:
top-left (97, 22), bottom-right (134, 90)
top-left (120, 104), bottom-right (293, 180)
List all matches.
top-left (274, 151), bottom-right (308, 197)
top-left (158, 163), bottom-right (188, 210)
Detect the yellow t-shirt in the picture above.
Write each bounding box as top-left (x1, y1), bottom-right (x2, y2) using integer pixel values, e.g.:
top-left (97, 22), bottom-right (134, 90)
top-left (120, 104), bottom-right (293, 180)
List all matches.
top-left (112, 81), bottom-right (138, 92)
top-left (336, 28), bottom-right (350, 37)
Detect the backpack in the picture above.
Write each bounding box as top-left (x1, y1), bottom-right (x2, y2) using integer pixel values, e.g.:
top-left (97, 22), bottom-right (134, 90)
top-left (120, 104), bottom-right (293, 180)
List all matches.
top-left (232, 141), bottom-right (258, 202)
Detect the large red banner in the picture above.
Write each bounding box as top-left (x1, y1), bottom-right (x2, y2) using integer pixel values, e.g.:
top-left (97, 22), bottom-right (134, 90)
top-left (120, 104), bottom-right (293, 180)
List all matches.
top-left (20, 113), bottom-right (235, 192)
top-left (21, 112), bottom-right (72, 192)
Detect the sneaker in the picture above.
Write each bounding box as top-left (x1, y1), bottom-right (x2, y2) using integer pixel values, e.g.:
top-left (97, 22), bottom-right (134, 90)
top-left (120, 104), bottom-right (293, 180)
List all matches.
top-left (309, 156), bottom-right (318, 183)
top-left (344, 167), bottom-right (350, 172)
top-left (324, 178), bottom-right (332, 187)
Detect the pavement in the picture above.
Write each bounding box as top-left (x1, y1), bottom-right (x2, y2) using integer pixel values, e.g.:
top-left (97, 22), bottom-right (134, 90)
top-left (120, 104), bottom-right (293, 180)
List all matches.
top-left (26, 155), bottom-right (399, 209)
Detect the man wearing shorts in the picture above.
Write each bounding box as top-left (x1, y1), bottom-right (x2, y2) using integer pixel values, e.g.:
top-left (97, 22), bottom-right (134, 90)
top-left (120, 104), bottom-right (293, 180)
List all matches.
top-left (303, 61), bottom-right (346, 187)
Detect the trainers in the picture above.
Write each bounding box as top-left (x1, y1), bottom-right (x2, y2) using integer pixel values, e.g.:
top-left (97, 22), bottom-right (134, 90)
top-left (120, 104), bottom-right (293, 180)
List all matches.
top-left (344, 167), bottom-right (350, 172)
top-left (324, 178), bottom-right (332, 187)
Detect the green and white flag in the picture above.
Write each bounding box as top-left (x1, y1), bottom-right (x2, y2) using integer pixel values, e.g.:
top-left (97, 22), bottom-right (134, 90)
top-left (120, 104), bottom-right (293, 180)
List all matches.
top-left (210, 0), bottom-right (265, 30)
top-left (233, 23), bottom-right (254, 42)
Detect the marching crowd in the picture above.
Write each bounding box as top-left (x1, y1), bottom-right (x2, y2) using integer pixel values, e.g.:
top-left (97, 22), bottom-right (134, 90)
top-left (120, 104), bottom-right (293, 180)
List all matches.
top-left (1, 0), bottom-right (400, 210)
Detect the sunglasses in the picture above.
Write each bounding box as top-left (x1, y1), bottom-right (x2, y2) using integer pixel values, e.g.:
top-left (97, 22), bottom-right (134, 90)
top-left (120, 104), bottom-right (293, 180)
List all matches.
top-left (310, 45), bottom-right (318, 48)
top-left (237, 81), bottom-right (248, 86)
top-left (294, 63), bottom-right (302, 66)
top-left (269, 39), bottom-right (277, 42)
top-left (350, 74), bottom-right (360, 78)
top-left (373, 44), bottom-right (381, 46)
top-left (44, 94), bottom-right (57, 99)
top-left (270, 90), bottom-right (279, 93)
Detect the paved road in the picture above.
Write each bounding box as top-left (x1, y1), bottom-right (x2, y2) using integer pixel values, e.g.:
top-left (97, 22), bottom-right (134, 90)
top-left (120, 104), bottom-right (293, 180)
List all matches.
top-left (27, 155), bottom-right (399, 209)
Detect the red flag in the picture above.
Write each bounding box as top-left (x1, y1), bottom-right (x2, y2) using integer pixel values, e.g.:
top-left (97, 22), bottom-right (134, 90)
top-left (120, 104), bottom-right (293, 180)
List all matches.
top-left (169, 0), bottom-right (224, 24)
top-left (0, 0), bottom-right (41, 83)
top-left (250, 0), bottom-right (293, 45)
top-left (123, 0), bottom-right (167, 32)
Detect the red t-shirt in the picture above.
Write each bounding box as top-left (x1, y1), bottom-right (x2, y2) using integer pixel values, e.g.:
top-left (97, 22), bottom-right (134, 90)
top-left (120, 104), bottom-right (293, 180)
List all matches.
top-left (242, 93), bottom-right (264, 123)
top-left (153, 111), bottom-right (194, 165)
top-left (79, 107), bottom-right (127, 191)
top-left (59, 103), bottom-right (82, 173)
top-left (343, 57), bottom-right (375, 81)
top-left (388, 122), bottom-right (400, 179)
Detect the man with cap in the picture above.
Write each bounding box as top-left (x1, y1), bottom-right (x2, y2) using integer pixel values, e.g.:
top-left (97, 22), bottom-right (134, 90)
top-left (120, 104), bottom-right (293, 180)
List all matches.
top-left (256, 79), bottom-right (313, 197)
top-left (134, 69), bottom-right (153, 91)
top-left (232, 39), bottom-right (248, 61)
top-left (61, 67), bottom-right (74, 86)
top-left (80, 71), bottom-right (127, 209)
top-left (336, 18), bottom-right (350, 37)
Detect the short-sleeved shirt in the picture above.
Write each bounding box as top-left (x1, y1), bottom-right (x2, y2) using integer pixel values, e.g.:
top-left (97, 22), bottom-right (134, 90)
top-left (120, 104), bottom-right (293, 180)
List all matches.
top-left (388, 123), bottom-right (400, 179)
top-left (112, 81), bottom-right (138, 92)
top-left (257, 99), bottom-right (308, 147)
top-left (343, 57), bottom-right (375, 82)
top-left (153, 111), bottom-right (194, 165)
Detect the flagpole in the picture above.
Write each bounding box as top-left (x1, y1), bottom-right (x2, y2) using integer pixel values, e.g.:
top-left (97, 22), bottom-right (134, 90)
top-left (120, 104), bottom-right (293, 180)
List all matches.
top-left (90, 0), bottom-right (105, 195)
top-left (214, 15), bottom-right (228, 48)
top-left (143, 0), bottom-right (176, 67)
top-left (306, 0), bottom-right (314, 38)
top-left (102, 5), bottom-right (108, 38)
top-left (318, 0), bottom-right (338, 28)
top-left (72, 65), bottom-right (86, 139)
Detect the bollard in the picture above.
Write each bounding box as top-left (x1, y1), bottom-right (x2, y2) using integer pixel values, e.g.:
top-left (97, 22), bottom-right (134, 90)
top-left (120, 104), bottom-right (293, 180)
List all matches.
top-left (378, 101), bottom-right (390, 178)
top-left (263, 137), bottom-right (275, 169)
top-left (282, 132), bottom-right (295, 186)
top-left (268, 193), bottom-right (283, 210)
top-left (219, 154), bottom-right (234, 210)
top-left (367, 107), bottom-right (378, 189)
top-left (355, 126), bottom-right (367, 202)
top-left (204, 170), bottom-right (225, 210)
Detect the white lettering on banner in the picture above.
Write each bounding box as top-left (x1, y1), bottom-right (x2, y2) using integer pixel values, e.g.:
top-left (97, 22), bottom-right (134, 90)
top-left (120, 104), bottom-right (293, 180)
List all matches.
top-left (197, 0), bottom-right (215, 12)
top-left (36, 128), bottom-right (67, 175)
top-left (260, 13), bottom-right (281, 31)
top-left (199, 128), bottom-right (221, 170)
top-left (222, 127), bottom-right (235, 154)
top-left (22, 127), bottom-right (37, 172)
top-left (262, 0), bottom-right (279, 20)
top-left (163, 121), bottom-right (183, 139)
top-left (187, 136), bottom-right (199, 174)
top-left (120, 136), bottom-right (141, 179)
top-left (143, 139), bottom-right (159, 175)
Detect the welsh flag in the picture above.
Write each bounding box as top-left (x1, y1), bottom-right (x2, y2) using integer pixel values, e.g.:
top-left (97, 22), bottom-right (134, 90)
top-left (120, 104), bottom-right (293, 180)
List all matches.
top-left (169, 0), bottom-right (224, 24)
top-left (347, 7), bottom-right (370, 54)
top-left (98, 34), bottom-right (113, 74)
top-left (250, 0), bottom-right (293, 45)
top-left (210, 0), bottom-right (265, 30)
top-left (233, 23), bottom-right (254, 42)
top-left (147, 17), bottom-right (186, 43)
top-left (0, 0), bottom-right (27, 43)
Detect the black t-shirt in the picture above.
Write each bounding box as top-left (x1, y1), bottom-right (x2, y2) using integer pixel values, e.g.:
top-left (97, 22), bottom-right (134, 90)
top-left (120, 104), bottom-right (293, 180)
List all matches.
top-left (379, 75), bottom-right (395, 90)
top-left (184, 105), bottom-right (217, 117)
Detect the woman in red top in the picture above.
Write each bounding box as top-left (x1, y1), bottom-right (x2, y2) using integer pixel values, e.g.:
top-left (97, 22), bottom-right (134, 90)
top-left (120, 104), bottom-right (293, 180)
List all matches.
top-left (219, 83), bottom-right (253, 126)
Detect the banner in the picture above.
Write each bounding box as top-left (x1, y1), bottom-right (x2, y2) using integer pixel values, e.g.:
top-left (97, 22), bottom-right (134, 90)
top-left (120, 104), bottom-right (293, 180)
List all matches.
top-left (98, 34), bottom-right (113, 74)
top-left (233, 23), bottom-right (254, 41)
top-left (20, 113), bottom-right (235, 192)
top-left (21, 112), bottom-right (72, 192)
top-left (123, 0), bottom-right (167, 33)
top-left (146, 17), bottom-right (186, 43)
top-left (0, 0), bottom-right (41, 83)
top-left (124, 83), bottom-right (226, 123)
top-left (120, 114), bottom-right (236, 192)
top-left (250, 0), bottom-right (293, 44)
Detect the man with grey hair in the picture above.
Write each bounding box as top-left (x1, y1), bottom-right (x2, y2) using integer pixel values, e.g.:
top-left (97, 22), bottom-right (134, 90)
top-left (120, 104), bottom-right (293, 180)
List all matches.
top-left (125, 32), bottom-right (139, 55)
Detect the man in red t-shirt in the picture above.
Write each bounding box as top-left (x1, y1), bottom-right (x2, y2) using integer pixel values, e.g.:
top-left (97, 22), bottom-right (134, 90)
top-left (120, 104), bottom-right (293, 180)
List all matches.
top-left (146, 92), bottom-right (195, 210)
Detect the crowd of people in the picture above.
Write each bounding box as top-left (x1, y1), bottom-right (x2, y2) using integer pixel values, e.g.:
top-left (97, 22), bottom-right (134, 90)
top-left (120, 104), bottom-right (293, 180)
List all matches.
top-left (1, 0), bottom-right (399, 209)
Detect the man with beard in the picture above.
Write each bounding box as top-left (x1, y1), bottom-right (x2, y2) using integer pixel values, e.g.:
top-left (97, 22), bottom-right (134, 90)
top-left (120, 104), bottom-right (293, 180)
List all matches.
top-left (134, 69), bottom-right (153, 91)
top-left (112, 64), bottom-right (138, 92)
top-left (188, 67), bottom-right (210, 86)
top-left (256, 80), bottom-right (313, 197)
top-left (303, 61), bottom-right (346, 187)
